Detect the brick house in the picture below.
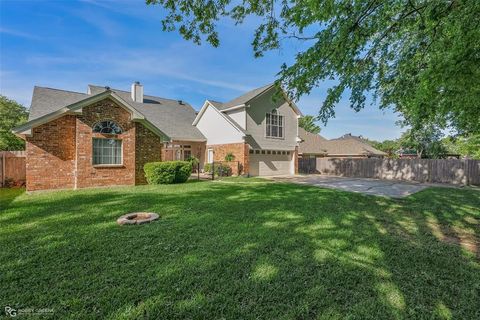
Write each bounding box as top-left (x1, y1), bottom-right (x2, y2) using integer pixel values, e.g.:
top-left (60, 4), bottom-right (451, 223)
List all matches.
top-left (14, 82), bottom-right (301, 191)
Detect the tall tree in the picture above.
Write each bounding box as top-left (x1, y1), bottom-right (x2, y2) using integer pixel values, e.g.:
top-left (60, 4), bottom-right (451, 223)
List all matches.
top-left (399, 125), bottom-right (446, 158)
top-left (457, 135), bottom-right (480, 159)
top-left (443, 134), bottom-right (480, 159)
top-left (0, 96), bottom-right (28, 151)
top-left (147, 0), bottom-right (480, 134)
top-left (371, 140), bottom-right (401, 158)
top-left (298, 115), bottom-right (321, 134)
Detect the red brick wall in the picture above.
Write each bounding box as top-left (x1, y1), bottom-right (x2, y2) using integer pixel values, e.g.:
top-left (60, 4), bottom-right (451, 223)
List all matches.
top-left (135, 123), bottom-right (162, 184)
top-left (25, 98), bottom-right (166, 191)
top-left (207, 142), bottom-right (249, 175)
top-left (26, 115), bottom-right (77, 191)
top-left (75, 98), bottom-right (136, 189)
top-left (25, 97), bottom-right (204, 190)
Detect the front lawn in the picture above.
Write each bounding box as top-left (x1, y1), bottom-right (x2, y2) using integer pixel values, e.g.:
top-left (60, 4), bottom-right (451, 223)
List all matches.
top-left (1, 179), bottom-right (479, 319)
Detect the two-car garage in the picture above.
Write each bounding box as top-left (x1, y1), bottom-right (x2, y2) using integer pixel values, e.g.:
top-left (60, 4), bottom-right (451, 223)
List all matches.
top-left (248, 150), bottom-right (294, 176)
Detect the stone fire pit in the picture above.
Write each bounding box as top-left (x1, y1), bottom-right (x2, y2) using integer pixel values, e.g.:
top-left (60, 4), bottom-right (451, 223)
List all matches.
top-left (117, 212), bottom-right (159, 225)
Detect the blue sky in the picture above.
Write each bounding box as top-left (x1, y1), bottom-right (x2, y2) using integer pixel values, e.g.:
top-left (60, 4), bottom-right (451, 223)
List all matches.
top-left (0, 0), bottom-right (403, 141)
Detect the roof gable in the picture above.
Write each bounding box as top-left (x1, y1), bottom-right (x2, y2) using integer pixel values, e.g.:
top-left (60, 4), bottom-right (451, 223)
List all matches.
top-left (13, 89), bottom-right (156, 136)
top-left (14, 85), bottom-right (206, 141)
top-left (223, 84), bottom-right (302, 115)
top-left (88, 85), bottom-right (206, 141)
top-left (193, 100), bottom-right (246, 134)
top-left (217, 83), bottom-right (274, 110)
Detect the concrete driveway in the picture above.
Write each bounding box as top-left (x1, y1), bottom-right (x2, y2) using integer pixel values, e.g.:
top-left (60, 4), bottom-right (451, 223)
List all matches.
top-left (268, 175), bottom-right (431, 198)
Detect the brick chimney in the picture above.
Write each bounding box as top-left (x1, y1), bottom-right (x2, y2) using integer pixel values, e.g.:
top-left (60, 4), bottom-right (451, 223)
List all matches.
top-left (131, 81), bottom-right (143, 103)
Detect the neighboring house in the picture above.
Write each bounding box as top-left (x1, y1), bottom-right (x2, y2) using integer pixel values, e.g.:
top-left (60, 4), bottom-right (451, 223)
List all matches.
top-left (396, 148), bottom-right (419, 159)
top-left (298, 129), bottom-right (386, 158)
top-left (194, 83), bottom-right (302, 176)
top-left (14, 82), bottom-right (301, 191)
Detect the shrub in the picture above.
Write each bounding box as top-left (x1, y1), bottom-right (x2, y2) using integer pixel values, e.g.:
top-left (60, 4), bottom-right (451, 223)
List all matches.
top-left (224, 153), bottom-right (235, 162)
top-left (204, 163), bottom-right (232, 176)
top-left (186, 156), bottom-right (199, 167)
top-left (174, 161), bottom-right (192, 183)
top-left (203, 163), bottom-right (211, 173)
top-left (144, 161), bottom-right (192, 184)
top-left (186, 156), bottom-right (199, 172)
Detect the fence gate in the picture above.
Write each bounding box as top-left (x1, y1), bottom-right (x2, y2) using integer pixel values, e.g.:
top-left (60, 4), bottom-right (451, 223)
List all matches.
top-left (0, 151), bottom-right (26, 187)
top-left (298, 158), bottom-right (316, 174)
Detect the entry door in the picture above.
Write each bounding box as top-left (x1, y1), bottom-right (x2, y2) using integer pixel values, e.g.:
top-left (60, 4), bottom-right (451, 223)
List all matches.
top-left (207, 149), bottom-right (214, 163)
top-left (175, 149), bottom-right (182, 160)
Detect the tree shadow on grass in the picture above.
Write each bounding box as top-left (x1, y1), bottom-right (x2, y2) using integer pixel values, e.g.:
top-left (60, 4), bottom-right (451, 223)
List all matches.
top-left (0, 187), bottom-right (25, 211)
top-left (0, 181), bottom-right (479, 319)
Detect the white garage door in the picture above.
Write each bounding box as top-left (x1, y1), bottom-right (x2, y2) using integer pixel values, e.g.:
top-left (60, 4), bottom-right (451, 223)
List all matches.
top-left (249, 152), bottom-right (294, 176)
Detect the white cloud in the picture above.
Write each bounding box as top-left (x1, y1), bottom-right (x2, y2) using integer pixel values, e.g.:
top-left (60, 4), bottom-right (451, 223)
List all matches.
top-left (0, 27), bottom-right (40, 40)
top-left (80, 13), bottom-right (122, 36)
top-left (21, 43), bottom-right (258, 94)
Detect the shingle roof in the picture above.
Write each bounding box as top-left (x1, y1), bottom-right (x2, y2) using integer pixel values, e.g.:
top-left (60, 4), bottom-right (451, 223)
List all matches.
top-left (88, 85), bottom-right (205, 141)
top-left (27, 85), bottom-right (205, 141)
top-left (324, 138), bottom-right (387, 156)
top-left (216, 83), bottom-right (274, 110)
top-left (298, 128), bottom-right (386, 156)
top-left (28, 87), bottom-right (88, 121)
top-left (298, 127), bottom-right (329, 155)
top-left (207, 100), bottom-right (224, 109)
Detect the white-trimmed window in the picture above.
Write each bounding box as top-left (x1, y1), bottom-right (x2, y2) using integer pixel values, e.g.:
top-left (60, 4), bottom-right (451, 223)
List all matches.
top-left (93, 138), bottom-right (122, 165)
top-left (207, 149), bottom-right (214, 163)
top-left (92, 120), bottom-right (123, 134)
top-left (266, 110), bottom-right (284, 138)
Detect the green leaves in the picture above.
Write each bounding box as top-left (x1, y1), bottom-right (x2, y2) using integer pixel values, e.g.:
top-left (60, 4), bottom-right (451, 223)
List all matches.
top-left (399, 125), bottom-right (447, 159)
top-left (442, 134), bottom-right (480, 159)
top-left (0, 95), bottom-right (28, 151)
top-left (147, 0), bottom-right (480, 134)
top-left (298, 115), bottom-right (321, 134)
top-left (144, 161), bottom-right (192, 184)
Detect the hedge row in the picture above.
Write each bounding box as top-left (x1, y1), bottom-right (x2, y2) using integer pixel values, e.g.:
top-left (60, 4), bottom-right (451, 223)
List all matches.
top-left (144, 161), bottom-right (192, 184)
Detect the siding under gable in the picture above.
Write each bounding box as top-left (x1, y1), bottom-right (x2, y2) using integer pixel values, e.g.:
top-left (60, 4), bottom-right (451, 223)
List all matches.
top-left (245, 88), bottom-right (298, 150)
top-left (195, 105), bottom-right (244, 145)
top-left (225, 109), bottom-right (246, 130)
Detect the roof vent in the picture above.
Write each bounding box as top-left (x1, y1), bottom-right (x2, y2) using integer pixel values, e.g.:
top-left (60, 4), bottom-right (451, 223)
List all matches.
top-left (131, 81), bottom-right (144, 103)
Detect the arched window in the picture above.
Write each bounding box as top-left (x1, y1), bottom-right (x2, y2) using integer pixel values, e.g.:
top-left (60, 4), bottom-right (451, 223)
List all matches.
top-left (92, 120), bottom-right (123, 134)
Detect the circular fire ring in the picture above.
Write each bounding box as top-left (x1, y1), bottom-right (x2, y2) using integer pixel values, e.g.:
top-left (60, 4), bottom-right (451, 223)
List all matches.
top-left (117, 212), bottom-right (159, 225)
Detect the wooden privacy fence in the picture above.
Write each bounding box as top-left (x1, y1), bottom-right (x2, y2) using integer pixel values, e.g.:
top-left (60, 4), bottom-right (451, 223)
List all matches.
top-left (316, 158), bottom-right (480, 185)
top-left (299, 158), bottom-right (317, 174)
top-left (0, 151), bottom-right (26, 187)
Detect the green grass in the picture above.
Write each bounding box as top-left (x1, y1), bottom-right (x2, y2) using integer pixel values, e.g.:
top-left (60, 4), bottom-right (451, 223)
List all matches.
top-left (1, 179), bottom-right (479, 319)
